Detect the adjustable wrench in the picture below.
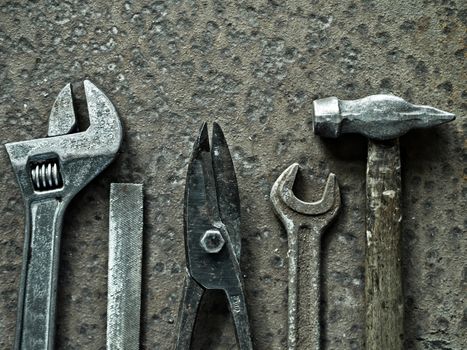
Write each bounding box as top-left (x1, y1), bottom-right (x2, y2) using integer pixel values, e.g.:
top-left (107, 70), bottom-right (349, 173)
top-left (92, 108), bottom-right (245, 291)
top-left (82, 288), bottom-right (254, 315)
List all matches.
top-left (270, 163), bottom-right (340, 350)
top-left (5, 80), bottom-right (122, 350)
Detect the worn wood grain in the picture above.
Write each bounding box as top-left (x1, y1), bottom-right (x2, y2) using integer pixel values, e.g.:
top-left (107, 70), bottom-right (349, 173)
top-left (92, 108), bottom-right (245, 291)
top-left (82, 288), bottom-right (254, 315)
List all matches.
top-left (365, 139), bottom-right (404, 350)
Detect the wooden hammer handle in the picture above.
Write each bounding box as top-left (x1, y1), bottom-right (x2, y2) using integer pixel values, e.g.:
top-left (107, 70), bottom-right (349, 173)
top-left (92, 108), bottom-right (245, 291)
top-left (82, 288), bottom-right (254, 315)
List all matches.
top-left (365, 139), bottom-right (404, 349)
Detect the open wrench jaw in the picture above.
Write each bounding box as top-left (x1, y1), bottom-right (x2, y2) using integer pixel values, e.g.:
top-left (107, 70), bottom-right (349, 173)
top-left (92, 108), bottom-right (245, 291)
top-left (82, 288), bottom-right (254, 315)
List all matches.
top-left (4, 80), bottom-right (122, 350)
top-left (270, 163), bottom-right (341, 232)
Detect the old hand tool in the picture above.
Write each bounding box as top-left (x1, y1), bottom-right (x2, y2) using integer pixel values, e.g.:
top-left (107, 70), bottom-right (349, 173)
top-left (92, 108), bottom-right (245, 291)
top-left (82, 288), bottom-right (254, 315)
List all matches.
top-left (5, 80), bottom-right (122, 350)
top-left (175, 122), bottom-right (253, 350)
top-left (270, 163), bottom-right (340, 350)
top-left (313, 95), bottom-right (455, 350)
top-left (107, 184), bottom-right (143, 350)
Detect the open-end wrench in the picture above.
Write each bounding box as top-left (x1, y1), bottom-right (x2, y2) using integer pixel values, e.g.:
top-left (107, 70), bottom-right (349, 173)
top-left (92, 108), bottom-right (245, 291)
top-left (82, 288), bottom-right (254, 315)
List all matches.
top-left (5, 80), bottom-right (122, 350)
top-left (270, 163), bottom-right (340, 350)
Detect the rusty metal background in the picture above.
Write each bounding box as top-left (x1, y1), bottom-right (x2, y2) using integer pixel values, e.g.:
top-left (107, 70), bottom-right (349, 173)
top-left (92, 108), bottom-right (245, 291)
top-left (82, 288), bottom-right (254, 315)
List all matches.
top-left (0, 1), bottom-right (465, 349)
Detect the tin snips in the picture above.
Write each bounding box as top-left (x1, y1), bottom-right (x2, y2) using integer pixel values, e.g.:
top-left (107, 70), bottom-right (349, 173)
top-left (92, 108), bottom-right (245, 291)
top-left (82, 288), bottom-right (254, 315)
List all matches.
top-left (174, 122), bottom-right (253, 350)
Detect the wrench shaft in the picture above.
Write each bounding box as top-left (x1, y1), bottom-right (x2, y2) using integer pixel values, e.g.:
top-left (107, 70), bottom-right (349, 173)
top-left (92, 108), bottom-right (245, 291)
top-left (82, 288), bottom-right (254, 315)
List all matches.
top-left (287, 225), bottom-right (322, 350)
top-left (287, 228), bottom-right (298, 350)
top-left (16, 199), bottom-right (65, 350)
top-left (297, 226), bottom-right (321, 350)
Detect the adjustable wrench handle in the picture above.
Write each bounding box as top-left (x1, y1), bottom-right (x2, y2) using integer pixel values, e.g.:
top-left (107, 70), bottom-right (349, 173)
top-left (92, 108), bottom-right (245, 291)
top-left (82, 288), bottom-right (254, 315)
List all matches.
top-left (15, 198), bottom-right (66, 350)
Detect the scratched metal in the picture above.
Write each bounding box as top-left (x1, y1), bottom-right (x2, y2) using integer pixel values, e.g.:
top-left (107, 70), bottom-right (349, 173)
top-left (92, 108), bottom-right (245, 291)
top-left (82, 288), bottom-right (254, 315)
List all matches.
top-left (0, 1), bottom-right (464, 349)
top-left (270, 163), bottom-right (340, 350)
top-left (312, 95), bottom-right (456, 349)
top-left (4, 81), bottom-right (122, 350)
top-left (107, 183), bottom-right (143, 350)
top-left (312, 95), bottom-right (455, 140)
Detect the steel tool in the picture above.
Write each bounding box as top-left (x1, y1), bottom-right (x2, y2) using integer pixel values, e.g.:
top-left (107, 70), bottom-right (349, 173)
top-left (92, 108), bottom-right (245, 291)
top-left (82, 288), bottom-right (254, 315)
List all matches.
top-left (174, 122), bottom-right (253, 350)
top-left (270, 163), bottom-right (340, 350)
top-left (5, 80), bottom-right (122, 350)
top-left (313, 94), bottom-right (455, 350)
top-left (107, 183), bottom-right (143, 350)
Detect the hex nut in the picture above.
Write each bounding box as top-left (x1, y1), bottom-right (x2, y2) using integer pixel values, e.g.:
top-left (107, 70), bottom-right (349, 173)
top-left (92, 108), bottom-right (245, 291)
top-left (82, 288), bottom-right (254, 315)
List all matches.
top-left (200, 229), bottom-right (225, 253)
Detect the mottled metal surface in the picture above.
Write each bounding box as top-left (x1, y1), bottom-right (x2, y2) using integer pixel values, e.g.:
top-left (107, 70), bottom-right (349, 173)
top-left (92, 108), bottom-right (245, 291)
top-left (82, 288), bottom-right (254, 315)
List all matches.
top-left (0, 1), bottom-right (464, 349)
top-left (47, 84), bottom-right (76, 137)
top-left (271, 163), bottom-right (340, 349)
top-left (312, 95), bottom-right (455, 140)
top-left (176, 123), bottom-right (252, 350)
top-left (313, 95), bottom-right (456, 349)
top-left (4, 80), bottom-right (122, 349)
top-left (274, 163), bottom-right (339, 215)
top-left (107, 183), bottom-right (143, 350)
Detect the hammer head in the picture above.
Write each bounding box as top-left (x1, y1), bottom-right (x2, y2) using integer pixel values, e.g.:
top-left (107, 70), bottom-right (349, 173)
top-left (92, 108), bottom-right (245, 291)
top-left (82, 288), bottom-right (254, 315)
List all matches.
top-left (312, 95), bottom-right (455, 140)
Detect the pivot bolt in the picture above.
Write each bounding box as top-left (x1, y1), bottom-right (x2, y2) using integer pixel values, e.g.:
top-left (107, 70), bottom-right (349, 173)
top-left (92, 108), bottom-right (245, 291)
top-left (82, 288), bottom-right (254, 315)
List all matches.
top-left (200, 229), bottom-right (225, 253)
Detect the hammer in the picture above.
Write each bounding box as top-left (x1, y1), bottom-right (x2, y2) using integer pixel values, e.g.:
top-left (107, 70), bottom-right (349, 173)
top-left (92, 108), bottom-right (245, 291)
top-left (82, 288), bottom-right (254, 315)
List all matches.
top-left (312, 95), bottom-right (455, 349)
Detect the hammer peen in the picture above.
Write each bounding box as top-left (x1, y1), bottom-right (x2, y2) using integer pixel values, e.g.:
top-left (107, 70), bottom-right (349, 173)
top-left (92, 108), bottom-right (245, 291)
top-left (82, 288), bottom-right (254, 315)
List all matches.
top-left (312, 95), bottom-right (455, 350)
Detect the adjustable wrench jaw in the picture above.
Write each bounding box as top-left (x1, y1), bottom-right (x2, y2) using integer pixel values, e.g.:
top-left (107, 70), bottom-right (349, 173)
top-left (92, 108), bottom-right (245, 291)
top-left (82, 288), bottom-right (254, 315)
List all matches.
top-left (5, 80), bottom-right (122, 205)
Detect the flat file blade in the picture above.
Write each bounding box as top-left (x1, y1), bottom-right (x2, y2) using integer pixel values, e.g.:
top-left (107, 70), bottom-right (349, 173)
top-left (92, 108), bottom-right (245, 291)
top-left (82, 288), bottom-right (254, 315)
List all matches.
top-left (107, 183), bottom-right (143, 350)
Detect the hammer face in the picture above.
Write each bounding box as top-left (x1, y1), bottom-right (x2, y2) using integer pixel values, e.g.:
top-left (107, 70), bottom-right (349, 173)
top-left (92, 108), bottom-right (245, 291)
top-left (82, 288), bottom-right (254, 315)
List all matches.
top-left (312, 96), bottom-right (341, 138)
top-left (313, 94), bottom-right (455, 140)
